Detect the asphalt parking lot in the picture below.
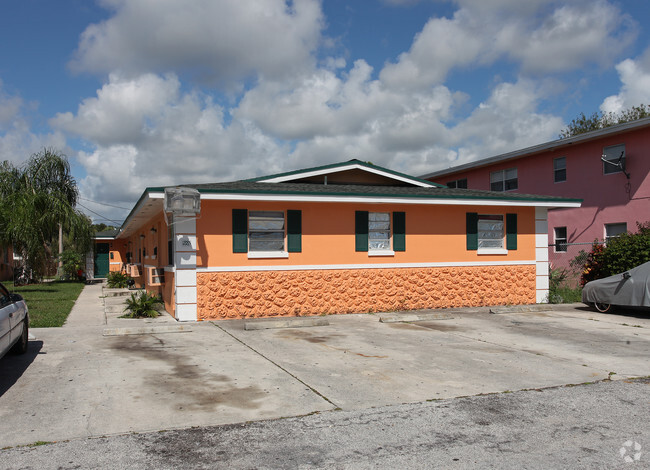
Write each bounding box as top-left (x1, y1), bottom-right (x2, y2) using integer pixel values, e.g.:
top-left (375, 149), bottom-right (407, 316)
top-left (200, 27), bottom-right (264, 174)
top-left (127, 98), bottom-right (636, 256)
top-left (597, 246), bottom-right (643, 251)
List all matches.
top-left (1, 283), bottom-right (649, 448)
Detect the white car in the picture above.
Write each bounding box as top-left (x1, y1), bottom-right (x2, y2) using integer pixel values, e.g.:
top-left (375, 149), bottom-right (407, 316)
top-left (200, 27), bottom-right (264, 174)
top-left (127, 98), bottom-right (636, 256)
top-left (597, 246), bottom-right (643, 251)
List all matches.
top-left (0, 281), bottom-right (29, 359)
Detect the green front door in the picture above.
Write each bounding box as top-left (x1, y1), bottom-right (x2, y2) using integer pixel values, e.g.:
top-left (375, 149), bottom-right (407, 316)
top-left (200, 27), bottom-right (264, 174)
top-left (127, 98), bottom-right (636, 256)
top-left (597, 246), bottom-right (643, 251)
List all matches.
top-left (95, 243), bottom-right (110, 278)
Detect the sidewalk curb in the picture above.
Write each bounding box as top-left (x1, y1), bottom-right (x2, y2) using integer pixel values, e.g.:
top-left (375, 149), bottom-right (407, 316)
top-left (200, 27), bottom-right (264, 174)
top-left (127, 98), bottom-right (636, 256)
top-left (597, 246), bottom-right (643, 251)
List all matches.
top-left (102, 325), bottom-right (192, 336)
top-left (244, 318), bottom-right (330, 330)
top-left (490, 303), bottom-right (586, 314)
top-left (379, 312), bottom-right (454, 323)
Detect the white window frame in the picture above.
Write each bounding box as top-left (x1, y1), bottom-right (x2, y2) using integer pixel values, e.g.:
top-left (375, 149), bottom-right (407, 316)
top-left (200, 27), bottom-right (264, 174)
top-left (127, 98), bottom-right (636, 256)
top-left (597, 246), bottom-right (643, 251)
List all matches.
top-left (248, 210), bottom-right (288, 259)
top-left (490, 168), bottom-right (518, 192)
top-left (605, 223), bottom-right (627, 243)
top-left (477, 214), bottom-right (506, 255)
top-left (554, 226), bottom-right (567, 252)
top-left (553, 157), bottom-right (566, 183)
top-left (368, 212), bottom-right (394, 256)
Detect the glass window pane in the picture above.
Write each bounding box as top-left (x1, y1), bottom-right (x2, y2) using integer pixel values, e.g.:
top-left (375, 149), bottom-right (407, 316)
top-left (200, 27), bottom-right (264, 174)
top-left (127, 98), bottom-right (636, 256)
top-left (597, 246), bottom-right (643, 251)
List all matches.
top-left (368, 212), bottom-right (391, 251)
top-left (369, 239), bottom-right (390, 250)
top-left (369, 230), bottom-right (390, 240)
top-left (250, 239), bottom-right (285, 251)
top-left (603, 144), bottom-right (625, 175)
top-left (504, 178), bottom-right (518, 190)
top-left (369, 212), bottom-right (390, 221)
top-left (490, 171), bottom-right (502, 183)
top-left (554, 157), bottom-right (566, 170)
top-left (478, 215), bottom-right (503, 249)
top-left (505, 168), bottom-right (517, 179)
top-left (491, 181), bottom-right (504, 192)
top-left (369, 221), bottom-right (390, 230)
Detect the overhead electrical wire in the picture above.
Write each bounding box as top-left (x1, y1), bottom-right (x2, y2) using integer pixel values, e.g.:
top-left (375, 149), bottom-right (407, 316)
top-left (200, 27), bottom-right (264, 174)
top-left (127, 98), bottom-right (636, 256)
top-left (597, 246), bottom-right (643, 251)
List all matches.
top-left (78, 197), bottom-right (131, 211)
top-left (77, 202), bottom-right (124, 225)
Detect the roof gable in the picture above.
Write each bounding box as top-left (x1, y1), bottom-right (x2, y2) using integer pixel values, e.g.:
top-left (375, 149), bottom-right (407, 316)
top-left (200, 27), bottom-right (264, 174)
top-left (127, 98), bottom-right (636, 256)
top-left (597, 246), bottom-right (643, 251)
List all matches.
top-left (249, 159), bottom-right (443, 188)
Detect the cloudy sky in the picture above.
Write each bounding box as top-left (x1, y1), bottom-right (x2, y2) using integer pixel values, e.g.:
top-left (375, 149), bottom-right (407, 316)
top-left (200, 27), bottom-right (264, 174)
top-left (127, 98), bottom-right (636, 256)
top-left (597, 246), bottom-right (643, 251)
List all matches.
top-left (1, 0), bottom-right (649, 225)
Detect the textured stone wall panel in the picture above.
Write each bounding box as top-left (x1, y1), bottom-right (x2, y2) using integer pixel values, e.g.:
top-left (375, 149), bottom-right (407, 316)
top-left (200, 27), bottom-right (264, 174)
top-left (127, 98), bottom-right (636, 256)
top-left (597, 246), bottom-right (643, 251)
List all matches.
top-left (196, 266), bottom-right (536, 320)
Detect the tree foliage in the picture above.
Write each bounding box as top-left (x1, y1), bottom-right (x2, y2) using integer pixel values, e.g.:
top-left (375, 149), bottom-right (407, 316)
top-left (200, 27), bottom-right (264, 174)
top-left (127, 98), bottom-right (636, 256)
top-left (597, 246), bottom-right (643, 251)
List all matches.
top-left (0, 149), bottom-right (92, 279)
top-left (581, 222), bottom-right (650, 286)
top-left (92, 223), bottom-right (117, 232)
top-left (560, 104), bottom-right (649, 139)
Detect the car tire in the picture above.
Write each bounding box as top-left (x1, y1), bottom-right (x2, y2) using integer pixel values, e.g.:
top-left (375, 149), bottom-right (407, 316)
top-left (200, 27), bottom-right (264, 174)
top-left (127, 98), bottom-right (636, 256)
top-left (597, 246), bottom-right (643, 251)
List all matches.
top-left (594, 302), bottom-right (612, 313)
top-left (10, 317), bottom-right (28, 355)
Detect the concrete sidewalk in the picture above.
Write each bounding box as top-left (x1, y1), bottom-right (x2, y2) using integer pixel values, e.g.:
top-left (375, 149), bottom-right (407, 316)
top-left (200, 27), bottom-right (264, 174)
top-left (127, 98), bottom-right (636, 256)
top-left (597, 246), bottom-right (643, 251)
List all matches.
top-left (1, 286), bottom-right (649, 448)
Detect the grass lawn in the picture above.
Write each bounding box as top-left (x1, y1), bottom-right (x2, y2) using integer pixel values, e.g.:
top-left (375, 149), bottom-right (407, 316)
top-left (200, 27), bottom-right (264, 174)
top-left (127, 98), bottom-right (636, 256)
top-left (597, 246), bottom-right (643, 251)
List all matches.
top-left (12, 281), bottom-right (85, 327)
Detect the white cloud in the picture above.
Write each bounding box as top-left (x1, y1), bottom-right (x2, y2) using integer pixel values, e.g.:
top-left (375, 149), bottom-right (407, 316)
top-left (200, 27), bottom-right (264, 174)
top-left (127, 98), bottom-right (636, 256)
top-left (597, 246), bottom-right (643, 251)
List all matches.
top-left (48, 0), bottom-right (639, 219)
top-left (600, 48), bottom-right (650, 114)
top-left (0, 81), bottom-right (66, 165)
top-left (451, 80), bottom-right (564, 166)
top-left (70, 0), bottom-right (324, 86)
top-left (509, 1), bottom-right (636, 75)
top-left (52, 73), bottom-right (289, 212)
top-left (380, 0), bottom-right (635, 90)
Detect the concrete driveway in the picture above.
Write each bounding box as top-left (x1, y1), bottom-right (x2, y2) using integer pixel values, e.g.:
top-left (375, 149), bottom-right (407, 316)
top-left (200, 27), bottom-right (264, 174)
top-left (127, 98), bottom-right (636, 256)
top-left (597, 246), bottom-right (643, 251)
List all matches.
top-left (1, 283), bottom-right (649, 448)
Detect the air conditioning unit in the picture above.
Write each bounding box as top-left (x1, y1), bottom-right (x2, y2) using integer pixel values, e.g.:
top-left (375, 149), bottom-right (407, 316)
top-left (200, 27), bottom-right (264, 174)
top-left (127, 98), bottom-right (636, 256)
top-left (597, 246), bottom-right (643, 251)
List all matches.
top-left (164, 187), bottom-right (201, 216)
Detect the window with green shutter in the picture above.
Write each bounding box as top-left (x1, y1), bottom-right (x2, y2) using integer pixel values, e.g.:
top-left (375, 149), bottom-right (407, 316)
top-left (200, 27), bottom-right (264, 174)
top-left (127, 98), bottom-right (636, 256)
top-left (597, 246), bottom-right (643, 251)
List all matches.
top-left (506, 213), bottom-right (517, 250)
top-left (393, 211), bottom-right (405, 252)
top-left (466, 212), bottom-right (478, 250)
top-left (467, 212), bottom-right (516, 254)
top-left (287, 210), bottom-right (302, 253)
top-left (355, 211), bottom-right (369, 252)
top-left (232, 209), bottom-right (248, 253)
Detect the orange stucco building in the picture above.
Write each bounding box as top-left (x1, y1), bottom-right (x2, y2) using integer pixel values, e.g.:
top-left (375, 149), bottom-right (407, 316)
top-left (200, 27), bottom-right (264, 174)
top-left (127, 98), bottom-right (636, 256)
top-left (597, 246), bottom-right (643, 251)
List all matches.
top-left (98, 160), bottom-right (581, 321)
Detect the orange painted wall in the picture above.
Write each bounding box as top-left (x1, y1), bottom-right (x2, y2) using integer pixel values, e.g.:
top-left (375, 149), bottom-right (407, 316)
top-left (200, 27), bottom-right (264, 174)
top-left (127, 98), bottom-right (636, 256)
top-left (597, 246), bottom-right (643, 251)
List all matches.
top-left (197, 265), bottom-right (536, 319)
top-left (120, 213), bottom-right (170, 312)
top-left (195, 200), bottom-right (536, 267)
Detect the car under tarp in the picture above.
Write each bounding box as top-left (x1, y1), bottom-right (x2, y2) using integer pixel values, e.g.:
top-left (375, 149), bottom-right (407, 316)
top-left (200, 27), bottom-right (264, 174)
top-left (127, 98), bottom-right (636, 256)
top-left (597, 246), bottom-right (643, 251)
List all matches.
top-left (582, 261), bottom-right (650, 309)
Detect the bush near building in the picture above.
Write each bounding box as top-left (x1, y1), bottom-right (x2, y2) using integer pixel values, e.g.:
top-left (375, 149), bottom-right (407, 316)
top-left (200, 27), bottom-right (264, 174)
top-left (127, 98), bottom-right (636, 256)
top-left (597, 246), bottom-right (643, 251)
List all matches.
top-left (580, 222), bottom-right (650, 286)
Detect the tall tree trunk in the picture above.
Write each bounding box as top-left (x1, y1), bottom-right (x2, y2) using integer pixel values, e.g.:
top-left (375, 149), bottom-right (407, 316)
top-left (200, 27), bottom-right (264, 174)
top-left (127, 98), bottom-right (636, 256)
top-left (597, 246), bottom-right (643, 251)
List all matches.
top-left (58, 222), bottom-right (63, 277)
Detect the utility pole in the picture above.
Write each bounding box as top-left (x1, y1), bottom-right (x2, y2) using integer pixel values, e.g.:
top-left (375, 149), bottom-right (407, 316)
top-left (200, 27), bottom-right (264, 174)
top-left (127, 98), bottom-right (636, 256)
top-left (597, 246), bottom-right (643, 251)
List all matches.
top-left (58, 222), bottom-right (63, 277)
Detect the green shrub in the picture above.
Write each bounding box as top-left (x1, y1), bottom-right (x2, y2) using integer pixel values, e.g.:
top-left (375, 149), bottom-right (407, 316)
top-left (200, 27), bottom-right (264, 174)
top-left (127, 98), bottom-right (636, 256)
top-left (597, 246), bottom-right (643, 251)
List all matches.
top-left (107, 271), bottom-right (129, 288)
top-left (123, 291), bottom-right (162, 318)
top-left (58, 251), bottom-right (85, 280)
top-left (580, 222), bottom-right (650, 286)
top-left (548, 267), bottom-right (582, 303)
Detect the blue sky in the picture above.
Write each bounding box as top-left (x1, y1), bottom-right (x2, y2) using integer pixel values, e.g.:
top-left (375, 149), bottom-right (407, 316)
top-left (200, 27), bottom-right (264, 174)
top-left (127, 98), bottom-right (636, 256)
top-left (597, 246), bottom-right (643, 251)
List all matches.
top-left (1, 0), bottom-right (649, 225)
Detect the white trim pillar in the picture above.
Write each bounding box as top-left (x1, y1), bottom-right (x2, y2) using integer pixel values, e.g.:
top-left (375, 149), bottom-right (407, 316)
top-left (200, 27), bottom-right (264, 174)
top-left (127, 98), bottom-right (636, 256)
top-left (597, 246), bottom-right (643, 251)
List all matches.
top-left (535, 207), bottom-right (549, 303)
top-left (174, 216), bottom-right (198, 321)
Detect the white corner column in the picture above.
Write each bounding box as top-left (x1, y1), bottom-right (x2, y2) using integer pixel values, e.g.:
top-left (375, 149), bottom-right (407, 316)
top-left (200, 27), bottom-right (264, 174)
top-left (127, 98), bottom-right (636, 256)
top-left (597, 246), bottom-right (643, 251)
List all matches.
top-left (174, 216), bottom-right (198, 321)
top-left (535, 207), bottom-right (549, 303)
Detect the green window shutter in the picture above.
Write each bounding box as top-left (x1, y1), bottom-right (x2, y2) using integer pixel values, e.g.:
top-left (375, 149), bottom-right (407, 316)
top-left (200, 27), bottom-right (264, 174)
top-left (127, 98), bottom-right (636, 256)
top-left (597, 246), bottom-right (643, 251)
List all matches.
top-left (506, 213), bottom-right (517, 250)
top-left (355, 211), bottom-right (369, 252)
top-left (232, 209), bottom-right (248, 253)
top-left (466, 212), bottom-right (478, 250)
top-left (287, 210), bottom-right (302, 253)
top-left (393, 211), bottom-right (406, 252)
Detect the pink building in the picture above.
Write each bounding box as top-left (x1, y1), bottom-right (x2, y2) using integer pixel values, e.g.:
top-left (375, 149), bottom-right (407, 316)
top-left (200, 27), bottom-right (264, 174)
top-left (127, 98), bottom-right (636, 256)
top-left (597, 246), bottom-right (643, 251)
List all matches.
top-left (422, 117), bottom-right (650, 280)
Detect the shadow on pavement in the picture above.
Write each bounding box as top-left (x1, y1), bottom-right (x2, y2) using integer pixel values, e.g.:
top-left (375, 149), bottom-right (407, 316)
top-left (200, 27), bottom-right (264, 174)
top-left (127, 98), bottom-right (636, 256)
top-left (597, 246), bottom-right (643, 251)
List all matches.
top-left (0, 341), bottom-right (44, 397)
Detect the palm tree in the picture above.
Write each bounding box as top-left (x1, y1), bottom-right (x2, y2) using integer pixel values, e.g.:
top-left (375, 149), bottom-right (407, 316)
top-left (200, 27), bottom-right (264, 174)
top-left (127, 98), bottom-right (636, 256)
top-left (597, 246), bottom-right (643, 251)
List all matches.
top-left (0, 149), bottom-right (92, 281)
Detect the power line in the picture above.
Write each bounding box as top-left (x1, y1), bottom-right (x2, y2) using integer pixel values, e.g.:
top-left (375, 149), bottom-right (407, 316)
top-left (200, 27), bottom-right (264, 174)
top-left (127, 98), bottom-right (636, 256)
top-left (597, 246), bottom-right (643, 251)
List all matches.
top-left (78, 197), bottom-right (131, 211)
top-left (77, 203), bottom-right (124, 225)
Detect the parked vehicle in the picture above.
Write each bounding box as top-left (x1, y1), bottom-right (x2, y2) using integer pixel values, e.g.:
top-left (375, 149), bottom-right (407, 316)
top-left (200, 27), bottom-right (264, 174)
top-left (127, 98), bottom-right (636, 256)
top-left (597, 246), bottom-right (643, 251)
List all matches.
top-left (582, 261), bottom-right (650, 312)
top-left (0, 281), bottom-right (29, 359)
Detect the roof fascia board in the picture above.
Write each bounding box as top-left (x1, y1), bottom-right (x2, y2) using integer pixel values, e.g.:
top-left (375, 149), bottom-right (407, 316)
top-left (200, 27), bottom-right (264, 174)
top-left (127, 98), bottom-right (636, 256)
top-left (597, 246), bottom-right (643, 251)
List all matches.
top-left (254, 160), bottom-right (441, 188)
top-left (421, 117), bottom-right (650, 179)
top-left (198, 192), bottom-right (581, 208)
top-left (116, 190), bottom-right (164, 238)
